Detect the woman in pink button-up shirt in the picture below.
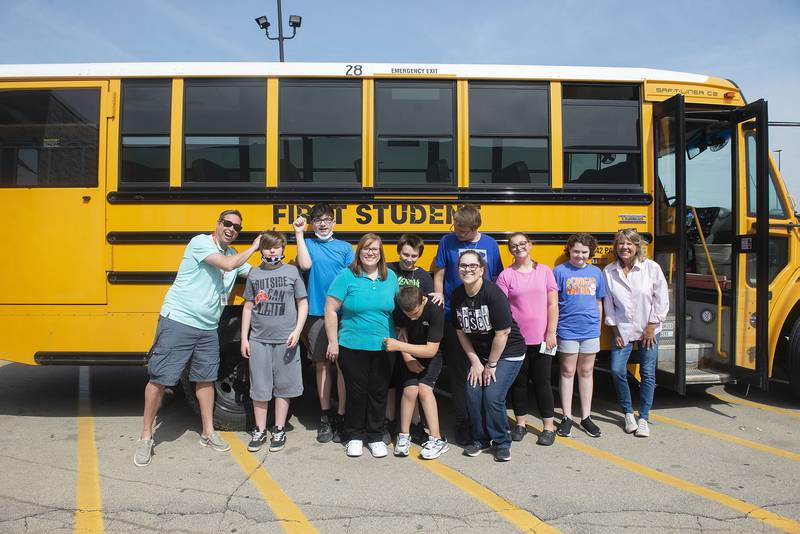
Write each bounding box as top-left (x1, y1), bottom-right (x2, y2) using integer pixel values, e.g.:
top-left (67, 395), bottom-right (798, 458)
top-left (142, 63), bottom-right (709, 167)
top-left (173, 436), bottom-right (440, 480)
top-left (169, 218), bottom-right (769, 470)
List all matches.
top-left (603, 229), bottom-right (669, 438)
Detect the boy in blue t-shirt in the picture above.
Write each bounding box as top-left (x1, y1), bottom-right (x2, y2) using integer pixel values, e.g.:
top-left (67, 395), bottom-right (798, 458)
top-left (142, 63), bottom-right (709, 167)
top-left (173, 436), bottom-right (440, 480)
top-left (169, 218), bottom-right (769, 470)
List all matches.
top-left (553, 233), bottom-right (606, 440)
top-left (293, 203), bottom-right (354, 444)
top-left (432, 204), bottom-right (503, 445)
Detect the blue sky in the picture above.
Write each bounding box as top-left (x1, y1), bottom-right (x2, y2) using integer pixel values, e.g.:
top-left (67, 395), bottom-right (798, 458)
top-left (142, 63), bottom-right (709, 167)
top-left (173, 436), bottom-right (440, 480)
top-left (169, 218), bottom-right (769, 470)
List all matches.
top-left (1, 0), bottom-right (798, 201)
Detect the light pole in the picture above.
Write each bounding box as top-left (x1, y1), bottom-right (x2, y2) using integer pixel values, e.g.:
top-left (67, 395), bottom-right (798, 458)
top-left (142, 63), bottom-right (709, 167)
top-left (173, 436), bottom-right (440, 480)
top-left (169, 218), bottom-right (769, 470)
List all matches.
top-left (255, 1), bottom-right (301, 62)
top-left (774, 149), bottom-right (782, 171)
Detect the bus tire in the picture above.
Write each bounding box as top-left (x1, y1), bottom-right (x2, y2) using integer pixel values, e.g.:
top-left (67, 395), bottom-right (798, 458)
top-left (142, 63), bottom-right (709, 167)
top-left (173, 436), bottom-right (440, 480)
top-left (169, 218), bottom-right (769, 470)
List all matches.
top-left (180, 344), bottom-right (253, 431)
top-left (180, 307), bottom-right (253, 431)
top-left (789, 317), bottom-right (800, 399)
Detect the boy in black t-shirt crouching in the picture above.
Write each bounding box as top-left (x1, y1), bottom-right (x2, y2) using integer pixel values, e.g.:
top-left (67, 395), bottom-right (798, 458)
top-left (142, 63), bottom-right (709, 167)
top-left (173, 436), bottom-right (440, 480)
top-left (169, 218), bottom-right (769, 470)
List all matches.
top-left (384, 286), bottom-right (448, 460)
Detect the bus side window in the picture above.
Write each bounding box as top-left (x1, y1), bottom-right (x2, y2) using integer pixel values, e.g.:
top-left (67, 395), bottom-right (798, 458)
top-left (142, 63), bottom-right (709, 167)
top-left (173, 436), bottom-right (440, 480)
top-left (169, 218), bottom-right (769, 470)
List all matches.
top-left (279, 79), bottom-right (361, 186)
top-left (374, 81), bottom-right (455, 187)
top-left (183, 79), bottom-right (266, 187)
top-left (0, 88), bottom-right (99, 187)
top-left (562, 84), bottom-right (641, 190)
top-left (119, 79), bottom-right (171, 188)
top-left (468, 82), bottom-right (549, 187)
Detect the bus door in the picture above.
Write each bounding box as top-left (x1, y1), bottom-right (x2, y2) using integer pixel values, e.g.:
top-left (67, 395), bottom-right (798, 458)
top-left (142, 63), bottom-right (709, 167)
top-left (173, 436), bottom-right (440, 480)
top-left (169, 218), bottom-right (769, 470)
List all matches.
top-left (653, 94), bottom-right (687, 393)
top-left (731, 100), bottom-right (770, 389)
top-left (0, 81), bottom-right (112, 304)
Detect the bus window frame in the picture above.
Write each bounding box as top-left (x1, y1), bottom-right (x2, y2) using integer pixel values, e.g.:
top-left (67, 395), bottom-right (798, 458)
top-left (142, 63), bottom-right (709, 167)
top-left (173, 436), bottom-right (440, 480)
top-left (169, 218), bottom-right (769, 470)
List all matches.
top-left (277, 78), bottom-right (363, 189)
top-left (118, 78), bottom-right (172, 190)
top-left (181, 77), bottom-right (267, 190)
top-left (0, 81), bottom-right (106, 189)
top-left (561, 82), bottom-right (643, 191)
top-left (373, 79), bottom-right (457, 190)
top-left (467, 81), bottom-right (551, 190)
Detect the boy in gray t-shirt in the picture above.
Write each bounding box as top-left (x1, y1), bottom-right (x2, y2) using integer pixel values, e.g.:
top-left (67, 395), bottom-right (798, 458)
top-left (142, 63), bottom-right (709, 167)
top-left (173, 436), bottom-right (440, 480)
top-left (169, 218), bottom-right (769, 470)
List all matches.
top-left (241, 231), bottom-right (308, 453)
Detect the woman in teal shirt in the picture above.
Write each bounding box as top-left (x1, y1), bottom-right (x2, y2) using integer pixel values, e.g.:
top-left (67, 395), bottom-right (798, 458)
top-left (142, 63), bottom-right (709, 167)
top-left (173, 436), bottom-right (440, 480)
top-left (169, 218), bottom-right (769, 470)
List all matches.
top-left (325, 233), bottom-right (398, 459)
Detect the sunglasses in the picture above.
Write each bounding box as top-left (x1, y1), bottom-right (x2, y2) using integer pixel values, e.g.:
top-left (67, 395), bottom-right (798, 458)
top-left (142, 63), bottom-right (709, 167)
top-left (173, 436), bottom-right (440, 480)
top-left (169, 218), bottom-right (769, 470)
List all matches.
top-left (219, 219), bottom-right (243, 232)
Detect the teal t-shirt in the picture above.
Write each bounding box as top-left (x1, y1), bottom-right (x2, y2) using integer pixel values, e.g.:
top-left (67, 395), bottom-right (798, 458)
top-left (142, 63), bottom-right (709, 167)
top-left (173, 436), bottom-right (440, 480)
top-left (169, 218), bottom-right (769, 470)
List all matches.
top-left (327, 268), bottom-right (398, 351)
top-left (160, 234), bottom-right (251, 330)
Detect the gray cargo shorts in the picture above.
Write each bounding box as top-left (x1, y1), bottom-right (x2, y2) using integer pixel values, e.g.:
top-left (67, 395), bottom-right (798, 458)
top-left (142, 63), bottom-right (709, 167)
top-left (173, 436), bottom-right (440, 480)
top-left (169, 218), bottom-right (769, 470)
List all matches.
top-left (147, 315), bottom-right (220, 386)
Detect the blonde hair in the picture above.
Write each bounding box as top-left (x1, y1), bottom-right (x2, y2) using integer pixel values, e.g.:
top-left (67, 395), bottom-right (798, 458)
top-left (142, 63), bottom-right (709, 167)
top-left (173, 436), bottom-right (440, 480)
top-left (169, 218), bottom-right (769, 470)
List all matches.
top-left (453, 204), bottom-right (482, 229)
top-left (612, 228), bottom-right (646, 263)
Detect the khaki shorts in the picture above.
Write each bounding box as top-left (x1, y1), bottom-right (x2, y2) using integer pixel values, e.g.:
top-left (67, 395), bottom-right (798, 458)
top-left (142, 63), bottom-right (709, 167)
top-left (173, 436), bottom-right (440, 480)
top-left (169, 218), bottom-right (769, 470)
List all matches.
top-left (301, 315), bottom-right (329, 363)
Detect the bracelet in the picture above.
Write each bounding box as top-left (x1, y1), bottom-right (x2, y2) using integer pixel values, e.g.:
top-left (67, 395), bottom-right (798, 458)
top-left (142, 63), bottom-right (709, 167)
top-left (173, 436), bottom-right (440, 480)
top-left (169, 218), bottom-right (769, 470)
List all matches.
top-left (486, 361), bottom-right (498, 368)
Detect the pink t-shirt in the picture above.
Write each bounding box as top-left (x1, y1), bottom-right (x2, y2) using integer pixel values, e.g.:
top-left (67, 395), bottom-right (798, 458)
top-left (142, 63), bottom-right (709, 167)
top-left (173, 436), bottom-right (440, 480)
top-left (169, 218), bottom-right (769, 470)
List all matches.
top-left (496, 263), bottom-right (558, 345)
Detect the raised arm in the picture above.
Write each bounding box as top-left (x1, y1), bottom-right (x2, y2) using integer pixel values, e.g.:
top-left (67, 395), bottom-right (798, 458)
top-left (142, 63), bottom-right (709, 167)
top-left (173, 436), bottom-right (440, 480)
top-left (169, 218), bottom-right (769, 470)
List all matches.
top-left (293, 216), bottom-right (312, 271)
top-left (204, 235), bottom-right (261, 272)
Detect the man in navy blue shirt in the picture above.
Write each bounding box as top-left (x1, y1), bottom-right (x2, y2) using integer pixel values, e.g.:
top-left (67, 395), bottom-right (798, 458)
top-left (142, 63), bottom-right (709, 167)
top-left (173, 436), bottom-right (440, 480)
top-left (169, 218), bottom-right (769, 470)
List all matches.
top-left (433, 204), bottom-right (503, 444)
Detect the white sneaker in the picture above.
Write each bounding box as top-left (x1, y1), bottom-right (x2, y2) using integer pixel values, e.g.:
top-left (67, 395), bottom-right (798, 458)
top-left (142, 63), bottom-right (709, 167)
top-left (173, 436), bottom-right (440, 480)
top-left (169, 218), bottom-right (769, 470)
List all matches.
top-left (346, 439), bottom-right (363, 457)
top-left (367, 441), bottom-right (388, 458)
top-left (420, 437), bottom-right (449, 460)
top-left (634, 418), bottom-right (650, 438)
top-left (394, 433), bottom-right (410, 457)
top-left (623, 413), bottom-right (637, 434)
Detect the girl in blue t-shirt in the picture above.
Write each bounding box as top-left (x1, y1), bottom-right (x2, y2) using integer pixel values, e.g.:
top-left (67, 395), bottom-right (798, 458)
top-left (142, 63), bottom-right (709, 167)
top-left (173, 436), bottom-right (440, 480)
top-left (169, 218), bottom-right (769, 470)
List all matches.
top-left (553, 233), bottom-right (605, 440)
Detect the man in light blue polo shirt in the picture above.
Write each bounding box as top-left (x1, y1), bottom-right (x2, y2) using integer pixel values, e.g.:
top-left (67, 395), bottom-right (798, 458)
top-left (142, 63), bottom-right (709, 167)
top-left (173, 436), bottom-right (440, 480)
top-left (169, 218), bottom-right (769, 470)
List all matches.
top-left (134, 209), bottom-right (261, 467)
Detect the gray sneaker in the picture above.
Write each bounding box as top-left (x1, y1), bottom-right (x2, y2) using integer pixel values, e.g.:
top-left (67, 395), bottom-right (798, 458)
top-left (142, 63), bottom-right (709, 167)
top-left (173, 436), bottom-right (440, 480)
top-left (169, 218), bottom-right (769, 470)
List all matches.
top-left (133, 437), bottom-right (154, 467)
top-left (199, 431), bottom-right (231, 452)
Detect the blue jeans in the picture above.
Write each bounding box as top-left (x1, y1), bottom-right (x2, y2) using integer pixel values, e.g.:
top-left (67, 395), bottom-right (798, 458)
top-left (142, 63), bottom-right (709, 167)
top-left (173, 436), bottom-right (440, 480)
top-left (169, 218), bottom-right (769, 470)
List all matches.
top-left (610, 334), bottom-right (659, 420)
top-left (465, 357), bottom-right (523, 450)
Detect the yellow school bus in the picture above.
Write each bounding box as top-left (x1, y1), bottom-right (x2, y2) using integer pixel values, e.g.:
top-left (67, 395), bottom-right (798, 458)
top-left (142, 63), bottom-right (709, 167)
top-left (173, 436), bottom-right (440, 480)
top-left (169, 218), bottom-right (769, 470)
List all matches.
top-left (0, 62), bottom-right (798, 428)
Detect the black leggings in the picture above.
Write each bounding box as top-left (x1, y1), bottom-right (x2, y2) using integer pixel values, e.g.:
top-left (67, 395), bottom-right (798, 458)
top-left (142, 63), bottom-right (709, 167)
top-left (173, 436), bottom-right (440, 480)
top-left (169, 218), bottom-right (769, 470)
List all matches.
top-left (509, 345), bottom-right (555, 419)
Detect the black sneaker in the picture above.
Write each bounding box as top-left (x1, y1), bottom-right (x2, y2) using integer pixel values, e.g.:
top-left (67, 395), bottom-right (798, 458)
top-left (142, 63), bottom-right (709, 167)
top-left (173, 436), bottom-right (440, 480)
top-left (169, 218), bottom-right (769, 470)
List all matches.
top-left (316, 415), bottom-right (333, 443)
top-left (269, 426), bottom-right (286, 452)
top-left (247, 427), bottom-right (268, 452)
top-left (556, 417), bottom-right (573, 438)
top-left (463, 441), bottom-right (491, 457)
top-left (537, 429), bottom-right (556, 446)
top-left (580, 417), bottom-right (601, 438)
top-left (511, 425), bottom-right (527, 442)
top-left (494, 447), bottom-right (511, 462)
top-left (455, 422), bottom-right (471, 446)
top-left (332, 413), bottom-right (345, 443)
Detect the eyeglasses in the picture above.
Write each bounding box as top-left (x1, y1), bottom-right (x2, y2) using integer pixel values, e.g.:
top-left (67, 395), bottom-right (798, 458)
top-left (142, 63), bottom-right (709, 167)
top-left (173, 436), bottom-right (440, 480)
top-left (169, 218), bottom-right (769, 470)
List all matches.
top-left (219, 219), bottom-right (242, 232)
top-left (458, 263), bottom-right (482, 272)
top-left (509, 241), bottom-right (529, 250)
top-left (362, 247), bottom-right (381, 255)
top-left (312, 217), bottom-right (334, 225)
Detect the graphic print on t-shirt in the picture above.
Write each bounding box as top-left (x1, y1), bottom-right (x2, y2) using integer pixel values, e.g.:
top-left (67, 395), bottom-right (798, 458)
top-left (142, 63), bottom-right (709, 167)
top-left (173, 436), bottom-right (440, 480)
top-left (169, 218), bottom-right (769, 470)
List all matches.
top-left (456, 304), bottom-right (492, 333)
top-left (566, 277), bottom-right (597, 296)
top-left (251, 276), bottom-right (291, 317)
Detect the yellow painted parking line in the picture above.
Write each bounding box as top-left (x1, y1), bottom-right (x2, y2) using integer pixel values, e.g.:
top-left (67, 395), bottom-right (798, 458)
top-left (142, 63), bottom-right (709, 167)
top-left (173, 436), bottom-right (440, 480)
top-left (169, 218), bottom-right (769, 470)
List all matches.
top-left (74, 367), bottom-right (104, 533)
top-left (409, 445), bottom-right (561, 533)
top-left (707, 391), bottom-right (800, 419)
top-left (223, 432), bottom-right (318, 534)
top-left (649, 412), bottom-right (800, 462)
top-left (524, 423), bottom-right (800, 534)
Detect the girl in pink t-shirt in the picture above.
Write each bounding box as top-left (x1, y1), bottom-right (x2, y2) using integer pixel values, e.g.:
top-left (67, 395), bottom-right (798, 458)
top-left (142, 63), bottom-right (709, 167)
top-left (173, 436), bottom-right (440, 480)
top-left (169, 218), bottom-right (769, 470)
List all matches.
top-left (496, 233), bottom-right (559, 446)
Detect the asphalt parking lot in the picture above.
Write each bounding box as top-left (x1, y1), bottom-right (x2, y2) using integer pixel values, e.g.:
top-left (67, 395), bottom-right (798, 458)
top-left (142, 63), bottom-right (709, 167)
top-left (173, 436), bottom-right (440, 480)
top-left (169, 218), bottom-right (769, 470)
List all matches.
top-left (0, 360), bottom-right (798, 534)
